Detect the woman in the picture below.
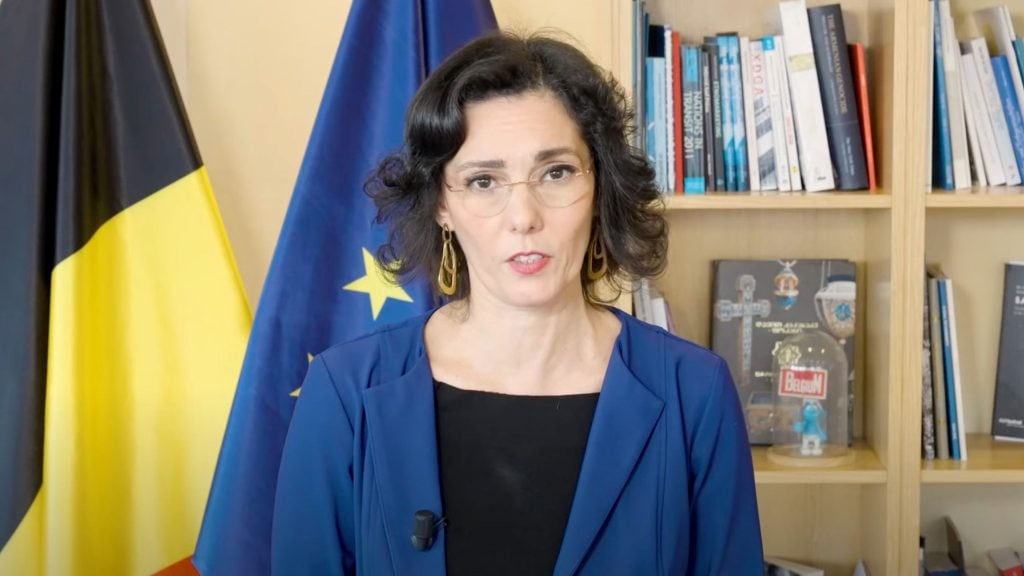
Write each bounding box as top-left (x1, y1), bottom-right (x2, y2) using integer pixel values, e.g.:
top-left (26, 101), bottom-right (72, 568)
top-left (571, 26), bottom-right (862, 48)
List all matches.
top-left (271, 32), bottom-right (762, 575)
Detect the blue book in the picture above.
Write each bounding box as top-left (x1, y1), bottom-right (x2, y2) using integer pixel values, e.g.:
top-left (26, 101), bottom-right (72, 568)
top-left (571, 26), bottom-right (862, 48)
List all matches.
top-left (683, 45), bottom-right (706, 193)
top-left (717, 35), bottom-right (736, 190)
top-left (1016, 37), bottom-right (1024, 88)
top-left (645, 58), bottom-right (658, 183)
top-left (932, 0), bottom-right (954, 190)
top-left (728, 35), bottom-right (749, 190)
top-left (937, 278), bottom-right (961, 460)
top-left (992, 55), bottom-right (1024, 175)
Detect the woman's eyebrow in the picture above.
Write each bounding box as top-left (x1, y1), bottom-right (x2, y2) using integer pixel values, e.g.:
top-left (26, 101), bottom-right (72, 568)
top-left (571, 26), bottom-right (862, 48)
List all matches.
top-left (534, 147), bottom-right (578, 162)
top-left (453, 147), bottom-right (578, 172)
top-left (453, 159), bottom-right (505, 171)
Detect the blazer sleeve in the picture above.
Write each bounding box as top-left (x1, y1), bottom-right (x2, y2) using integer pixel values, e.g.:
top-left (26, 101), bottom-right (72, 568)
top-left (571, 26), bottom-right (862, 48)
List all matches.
top-left (271, 356), bottom-right (356, 575)
top-left (687, 358), bottom-right (764, 574)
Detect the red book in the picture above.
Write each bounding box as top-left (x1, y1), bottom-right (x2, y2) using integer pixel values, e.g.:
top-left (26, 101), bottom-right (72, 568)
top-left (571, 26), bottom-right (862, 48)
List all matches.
top-left (989, 548), bottom-right (1024, 576)
top-left (671, 31), bottom-right (684, 194)
top-left (849, 43), bottom-right (876, 191)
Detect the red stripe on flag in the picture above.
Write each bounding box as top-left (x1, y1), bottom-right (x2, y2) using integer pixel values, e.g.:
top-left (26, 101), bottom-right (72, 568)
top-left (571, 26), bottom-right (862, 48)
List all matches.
top-left (153, 556), bottom-right (199, 576)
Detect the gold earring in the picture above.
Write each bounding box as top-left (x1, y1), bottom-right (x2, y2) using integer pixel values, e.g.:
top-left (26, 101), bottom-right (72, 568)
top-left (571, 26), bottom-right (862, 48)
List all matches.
top-left (586, 231), bottom-right (608, 281)
top-left (438, 224), bottom-right (458, 296)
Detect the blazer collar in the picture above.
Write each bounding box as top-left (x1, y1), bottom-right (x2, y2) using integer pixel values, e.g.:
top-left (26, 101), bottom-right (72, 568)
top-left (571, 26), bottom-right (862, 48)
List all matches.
top-left (362, 309), bottom-right (665, 576)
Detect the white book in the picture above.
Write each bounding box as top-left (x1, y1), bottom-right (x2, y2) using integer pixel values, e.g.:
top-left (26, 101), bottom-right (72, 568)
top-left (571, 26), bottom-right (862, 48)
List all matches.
top-left (960, 58), bottom-right (988, 186)
top-left (740, 36), bottom-right (761, 191)
top-left (664, 27), bottom-right (676, 193)
top-left (976, 6), bottom-right (1024, 134)
top-left (968, 37), bottom-right (1022, 185)
top-left (961, 53), bottom-right (1004, 185)
top-left (778, 0), bottom-right (834, 191)
top-left (939, 1), bottom-right (971, 189)
top-left (633, 278), bottom-right (653, 323)
top-left (763, 37), bottom-right (789, 191)
top-left (944, 277), bottom-right (968, 461)
top-left (749, 39), bottom-right (778, 190)
top-left (775, 35), bottom-right (803, 190)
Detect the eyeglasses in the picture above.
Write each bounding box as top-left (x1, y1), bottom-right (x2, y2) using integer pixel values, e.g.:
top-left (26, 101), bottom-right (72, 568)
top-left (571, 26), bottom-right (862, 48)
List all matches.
top-left (444, 163), bottom-right (593, 218)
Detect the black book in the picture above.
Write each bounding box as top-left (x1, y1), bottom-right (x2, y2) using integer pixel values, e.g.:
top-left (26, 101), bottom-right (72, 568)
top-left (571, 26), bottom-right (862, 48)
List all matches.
top-left (703, 38), bottom-right (725, 190)
top-left (807, 4), bottom-right (869, 190)
top-left (702, 48), bottom-right (715, 191)
top-left (993, 262), bottom-right (1024, 442)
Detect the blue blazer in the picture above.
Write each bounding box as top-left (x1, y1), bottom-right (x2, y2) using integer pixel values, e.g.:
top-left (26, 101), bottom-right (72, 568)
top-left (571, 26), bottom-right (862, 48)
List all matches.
top-left (271, 307), bottom-right (763, 575)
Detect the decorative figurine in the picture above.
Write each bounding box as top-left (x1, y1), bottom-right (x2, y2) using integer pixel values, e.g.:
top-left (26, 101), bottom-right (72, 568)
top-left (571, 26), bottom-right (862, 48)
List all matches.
top-left (793, 399), bottom-right (826, 456)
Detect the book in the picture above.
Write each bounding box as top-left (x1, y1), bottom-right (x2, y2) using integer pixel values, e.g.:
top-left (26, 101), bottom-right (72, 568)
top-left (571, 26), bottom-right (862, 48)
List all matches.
top-left (988, 548), bottom-right (1024, 576)
top-left (807, 4), bottom-right (869, 190)
top-left (929, 276), bottom-right (951, 460)
top-left (931, 0), bottom-right (954, 190)
top-left (849, 43), bottom-right (876, 190)
top-left (645, 58), bottom-right (658, 183)
top-left (728, 34), bottom-right (750, 190)
top-left (993, 262), bottom-right (1024, 442)
top-left (740, 36), bottom-right (760, 191)
top-left (959, 55), bottom-right (988, 187)
top-left (779, 0), bottom-right (835, 191)
top-left (711, 259), bottom-right (856, 444)
top-left (992, 55), bottom-right (1024, 176)
top-left (765, 36), bottom-right (792, 191)
top-left (774, 35), bottom-right (803, 190)
top-left (683, 45), bottom-right (706, 193)
top-left (671, 30), bottom-right (684, 194)
top-left (960, 53), bottom-right (1006, 186)
top-left (976, 7), bottom-right (1024, 130)
top-left (967, 37), bottom-right (1023, 185)
top-left (702, 48), bottom-right (716, 191)
top-left (717, 34), bottom-right (737, 190)
top-left (938, 0), bottom-right (971, 189)
top-left (937, 270), bottom-right (968, 460)
top-left (764, 557), bottom-right (825, 576)
top-left (704, 39), bottom-right (726, 190)
top-left (749, 38), bottom-right (778, 190)
top-left (922, 275), bottom-right (936, 460)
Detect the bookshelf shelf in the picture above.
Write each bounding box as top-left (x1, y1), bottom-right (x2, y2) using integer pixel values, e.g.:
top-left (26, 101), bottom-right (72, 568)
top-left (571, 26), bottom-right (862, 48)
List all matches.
top-left (753, 442), bottom-right (887, 484)
top-left (662, 192), bottom-right (892, 211)
top-left (926, 189), bottom-right (1024, 208)
top-left (921, 435), bottom-right (1024, 484)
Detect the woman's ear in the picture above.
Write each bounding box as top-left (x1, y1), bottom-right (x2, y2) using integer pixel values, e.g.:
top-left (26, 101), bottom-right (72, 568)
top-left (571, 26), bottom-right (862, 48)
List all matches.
top-left (436, 195), bottom-right (451, 229)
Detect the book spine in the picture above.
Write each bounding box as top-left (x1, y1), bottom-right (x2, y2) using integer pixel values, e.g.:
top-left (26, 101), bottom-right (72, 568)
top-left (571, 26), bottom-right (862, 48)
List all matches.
top-left (729, 35), bottom-right (749, 190)
top-left (992, 55), bottom-right (1024, 177)
top-left (779, 0), bottom-right (834, 191)
top-left (775, 35), bottom-right (804, 190)
top-left (1016, 37), bottom-right (1024, 84)
top-left (740, 36), bottom-right (760, 191)
top-left (959, 53), bottom-right (989, 186)
top-left (684, 46), bottom-right (707, 193)
top-left (925, 2), bottom-right (935, 188)
top-left (645, 58), bottom-right (658, 179)
top-left (993, 263), bottom-right (1024, 441)
top-left (929, 276), bottom-right (950, 460)
top-left (939, 0), bottom-right (971, 189)
top-left (672, 31), bottom-right (684, 194)
top-left (945, 277), bottom-right (967, 461)
top-left (922, 276), bottom-right (936, 461)
top-left (960, 51), bottom-right (1006, 185)
top-left (938, 278), bottom-right (961, 460)
top-left (665, 27), bottom-right (677, 194)
top-left (705, 40), bottom-right (726, 190)
top-left (764, 37), bottom-right (792, 191)
top-left (807, 4), bottom-right (869, 190)
top-left (654, 58), bottom-right (668, 192)
top-left (972, 37), bottom-right (1024, 185)
top-left (849, 43), bottom-right (876, 191)
top-left (717, 36), bottom-right (736, 191)
top-left (931, 0), bottom-right (954, 190)
top-left (702, 48), bottom-right (715, 191)
top-left (977, 7), bottom-right (1024, 132)
top-left (750, 39), bottom-right (778, 190)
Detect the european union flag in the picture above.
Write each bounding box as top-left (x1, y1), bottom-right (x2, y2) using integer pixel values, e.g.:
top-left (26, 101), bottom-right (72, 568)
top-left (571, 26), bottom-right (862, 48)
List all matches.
top-left (193, 1), bottom-right (496, 573)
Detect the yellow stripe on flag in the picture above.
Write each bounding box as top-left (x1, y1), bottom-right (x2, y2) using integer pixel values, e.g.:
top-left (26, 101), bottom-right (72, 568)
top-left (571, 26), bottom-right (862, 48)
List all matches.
top-left (0, 168), bottom-right (251, 575)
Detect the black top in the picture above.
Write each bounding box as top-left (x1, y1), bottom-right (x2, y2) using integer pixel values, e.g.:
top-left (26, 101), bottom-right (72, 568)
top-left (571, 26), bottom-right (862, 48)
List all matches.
top-left (433, 380), bottom-right (599, 576)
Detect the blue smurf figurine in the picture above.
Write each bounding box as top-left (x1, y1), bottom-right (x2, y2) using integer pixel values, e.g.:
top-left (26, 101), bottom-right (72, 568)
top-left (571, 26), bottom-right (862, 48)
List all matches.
top-left (793, 399), bottom-right (826, 456)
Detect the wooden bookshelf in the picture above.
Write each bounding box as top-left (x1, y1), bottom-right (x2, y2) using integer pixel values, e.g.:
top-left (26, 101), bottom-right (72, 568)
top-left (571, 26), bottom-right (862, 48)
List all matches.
top-left (662, 192), bottom-right (892, 210)
top-left (754, 442), bottom-right (887, 484)
top-left (926, 188), bottom-right (1024, 208)
top-left (922, 435), bottom-right (1024, 484)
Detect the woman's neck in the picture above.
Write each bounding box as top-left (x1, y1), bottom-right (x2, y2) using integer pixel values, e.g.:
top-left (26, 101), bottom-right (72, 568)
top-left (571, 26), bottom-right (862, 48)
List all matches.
top-left (426, 295), bottom-right (620, 396)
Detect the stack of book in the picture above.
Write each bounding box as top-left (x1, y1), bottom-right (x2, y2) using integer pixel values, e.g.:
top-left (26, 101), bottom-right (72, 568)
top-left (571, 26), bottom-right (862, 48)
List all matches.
top-left (928, 3), bottom-right (1024, 191)
top-left (922, 265), bottom-right (968, 461)
top-left (632, 278), bottom-right (676, 334)
top-left (632, 0), bottom-right (875, 195)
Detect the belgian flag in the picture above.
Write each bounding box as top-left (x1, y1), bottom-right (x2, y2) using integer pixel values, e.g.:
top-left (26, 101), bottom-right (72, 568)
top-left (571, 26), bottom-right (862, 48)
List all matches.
top-left (0, 0), bottom-right (252, 574)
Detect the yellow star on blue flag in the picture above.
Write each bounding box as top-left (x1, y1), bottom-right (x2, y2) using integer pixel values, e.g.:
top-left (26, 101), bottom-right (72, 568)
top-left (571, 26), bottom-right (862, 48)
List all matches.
top-left (343, 247), bottom-right (413, 320)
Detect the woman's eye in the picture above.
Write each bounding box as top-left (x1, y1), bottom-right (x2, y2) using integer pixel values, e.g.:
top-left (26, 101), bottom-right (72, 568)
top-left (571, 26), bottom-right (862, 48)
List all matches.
top-left (467, 175), bottom-right (495, 190)
top-left (545, 165), bottom-right (578, 181)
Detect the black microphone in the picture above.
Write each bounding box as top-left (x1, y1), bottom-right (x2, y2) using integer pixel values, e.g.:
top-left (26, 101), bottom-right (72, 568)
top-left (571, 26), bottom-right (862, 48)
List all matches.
top-left (411, 509), bottom-right (446, 551)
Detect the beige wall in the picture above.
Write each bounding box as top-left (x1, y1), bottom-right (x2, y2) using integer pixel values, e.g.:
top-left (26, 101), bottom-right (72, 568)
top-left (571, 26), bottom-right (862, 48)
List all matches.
top-left (157, 0), bottom-right (618, 307)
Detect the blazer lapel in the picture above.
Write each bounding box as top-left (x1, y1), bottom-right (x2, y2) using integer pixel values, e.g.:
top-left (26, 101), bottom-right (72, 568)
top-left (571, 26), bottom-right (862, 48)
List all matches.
top-left (552, 341), bottom-right (665, 576)
top-left (362, 354), bottom-right (446, 576)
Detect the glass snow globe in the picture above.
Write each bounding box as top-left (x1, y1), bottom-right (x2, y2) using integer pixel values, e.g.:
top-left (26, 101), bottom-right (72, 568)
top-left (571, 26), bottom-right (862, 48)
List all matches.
top-left (767, 330), bottom-right (853, 467)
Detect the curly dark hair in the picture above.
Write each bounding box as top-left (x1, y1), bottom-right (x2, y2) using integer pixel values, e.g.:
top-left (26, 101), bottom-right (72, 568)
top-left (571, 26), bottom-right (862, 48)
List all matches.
top-left (365, 31), bottom-right (667, 303)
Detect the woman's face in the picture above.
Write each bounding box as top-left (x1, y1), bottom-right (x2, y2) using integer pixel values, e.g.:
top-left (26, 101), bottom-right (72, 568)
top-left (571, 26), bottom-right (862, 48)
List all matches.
top-left (438, 90), bottom-right (595, 310)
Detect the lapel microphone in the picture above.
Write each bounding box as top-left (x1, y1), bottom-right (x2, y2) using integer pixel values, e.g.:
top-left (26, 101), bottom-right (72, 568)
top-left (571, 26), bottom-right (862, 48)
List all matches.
top-left (411, 510), bottom-right (446, 551)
